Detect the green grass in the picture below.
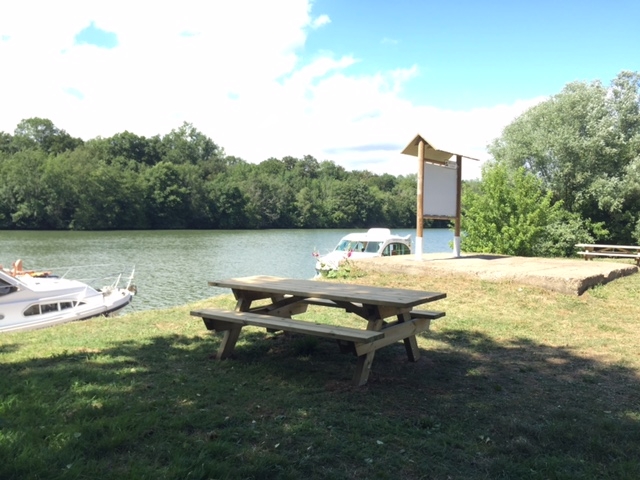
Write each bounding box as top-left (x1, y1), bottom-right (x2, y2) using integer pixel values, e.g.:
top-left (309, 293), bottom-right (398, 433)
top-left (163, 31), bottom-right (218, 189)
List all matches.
top-left (2, 267), bottom-right (640, 479)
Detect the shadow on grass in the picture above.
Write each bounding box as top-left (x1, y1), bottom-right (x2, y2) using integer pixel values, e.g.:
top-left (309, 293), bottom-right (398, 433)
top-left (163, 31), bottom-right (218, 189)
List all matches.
top-left (1, 328), bottom-right (639, 479)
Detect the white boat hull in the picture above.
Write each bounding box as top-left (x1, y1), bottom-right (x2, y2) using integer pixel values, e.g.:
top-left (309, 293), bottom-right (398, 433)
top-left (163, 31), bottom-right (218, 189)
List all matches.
top-left (0, 268), bottom-right (135, 333)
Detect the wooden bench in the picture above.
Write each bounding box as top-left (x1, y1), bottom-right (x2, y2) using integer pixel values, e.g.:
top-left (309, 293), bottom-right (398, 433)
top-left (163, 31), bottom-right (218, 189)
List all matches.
top-left (191, 307), bottom-right (444, 385)
top-left (191, 308), bottom-right (384, 358)
top-left (380, 310), bottom-right (445, 331)
top-left (575, 244), bottom-right (640, 266)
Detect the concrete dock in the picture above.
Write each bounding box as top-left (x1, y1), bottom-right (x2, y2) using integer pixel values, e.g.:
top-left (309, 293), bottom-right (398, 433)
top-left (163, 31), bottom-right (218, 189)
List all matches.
top-left (357, 253), bottom-right (638, 295)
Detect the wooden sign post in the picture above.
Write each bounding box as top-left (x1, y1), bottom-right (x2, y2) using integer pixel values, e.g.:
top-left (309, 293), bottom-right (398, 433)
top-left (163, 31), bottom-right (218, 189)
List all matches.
top-left (402, 135), bottom-right (478, 259)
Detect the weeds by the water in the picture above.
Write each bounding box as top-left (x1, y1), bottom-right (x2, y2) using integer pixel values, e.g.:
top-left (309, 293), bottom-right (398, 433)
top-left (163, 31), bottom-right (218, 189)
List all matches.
top-left (1, 267), bottom-right (639, 479)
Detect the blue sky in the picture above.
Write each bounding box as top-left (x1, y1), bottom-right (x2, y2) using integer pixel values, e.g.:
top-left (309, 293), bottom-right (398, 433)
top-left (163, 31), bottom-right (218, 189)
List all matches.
top-left (1, 0), bottom-right (638, 179)
top-left (306, 0), bottom-right (639, 108)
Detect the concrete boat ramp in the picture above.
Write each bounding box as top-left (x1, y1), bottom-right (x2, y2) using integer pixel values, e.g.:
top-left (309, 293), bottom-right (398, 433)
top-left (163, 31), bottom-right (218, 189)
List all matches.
top-left (358, 253), bottom-right (638, 295)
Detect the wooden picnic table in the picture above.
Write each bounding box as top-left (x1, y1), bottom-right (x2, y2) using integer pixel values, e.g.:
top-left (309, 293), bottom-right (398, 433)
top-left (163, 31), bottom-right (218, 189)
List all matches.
top-left (191, 275), bottom-right (446, 386)
top-left (575, 243), bottom-right (640, 266)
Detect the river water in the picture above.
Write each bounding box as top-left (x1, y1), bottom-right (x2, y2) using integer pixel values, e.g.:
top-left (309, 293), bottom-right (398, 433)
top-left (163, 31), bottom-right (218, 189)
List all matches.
top-left (0, 229), bottom-right (453, 312)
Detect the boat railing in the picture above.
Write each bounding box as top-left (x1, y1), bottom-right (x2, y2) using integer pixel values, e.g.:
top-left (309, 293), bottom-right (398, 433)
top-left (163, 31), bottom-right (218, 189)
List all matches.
top-left (39, 264), bottom-right (135, 290)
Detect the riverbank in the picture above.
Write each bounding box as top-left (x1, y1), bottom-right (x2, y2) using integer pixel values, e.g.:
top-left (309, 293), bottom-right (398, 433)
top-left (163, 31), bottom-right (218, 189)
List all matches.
top-left (1, 267), bottom-right (639, 478)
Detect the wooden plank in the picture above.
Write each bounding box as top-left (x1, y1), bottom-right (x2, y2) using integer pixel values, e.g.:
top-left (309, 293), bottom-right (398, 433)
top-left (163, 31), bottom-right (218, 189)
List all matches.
top-left (576, 243), bottom-right (640, 250)
top-left (578, 251), bottom-right (640, 258)
top-left (304, 297), bottom-right (362, 309)
top-left (248, 295), bottom-right (309, 317)
top-left (191, 309), bottom-right (384, 343)
top-left (354, 318), bottom-right (432, 356)
top-left (383, 310), bottom-right (444, 329)
top-left (410, 310), bottom-right (446, 320)
top-left (302, 297), bottom-right (370, 318)
top-left (577, 250), bottom-right (640, 266)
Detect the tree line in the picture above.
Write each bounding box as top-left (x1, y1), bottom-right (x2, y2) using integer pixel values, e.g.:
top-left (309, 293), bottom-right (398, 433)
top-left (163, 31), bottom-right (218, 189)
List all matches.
top-left (4, 70), bottom-right (637, 258)
top-left (0, 119), bottom-right (433, 231)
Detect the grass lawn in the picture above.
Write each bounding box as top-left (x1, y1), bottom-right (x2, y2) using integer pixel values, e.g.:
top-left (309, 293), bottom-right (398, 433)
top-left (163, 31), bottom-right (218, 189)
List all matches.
top-left (1, 264), bottom-right (640, 479)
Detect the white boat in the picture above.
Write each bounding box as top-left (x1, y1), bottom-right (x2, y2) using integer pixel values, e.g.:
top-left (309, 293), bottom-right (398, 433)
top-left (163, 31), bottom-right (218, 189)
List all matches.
top-left (0, 262), bottom-right (136, 333)
top-left (314, 228), bottom-right (412, 275)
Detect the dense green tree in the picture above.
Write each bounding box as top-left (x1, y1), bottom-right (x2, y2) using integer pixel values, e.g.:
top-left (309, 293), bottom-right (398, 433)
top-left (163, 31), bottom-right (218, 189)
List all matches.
top-left (178, 162), bottom-right (216, 228)
top-left (74, 165), bottom-right (135, 229)
top-left (326, 180), bottom-right (381, 228)
top-left (144, 162), bottom-right (192, 229)
top-left (207, 180), bottom-right (248, 229)
top-left (292, 155), bottom-right (320, 179)
top-left (461, 163), bottom-right (564, 256)
top-left (490, 70), bottom-right (640, 244)
top-left (244, 174), bottom-right (296, 228)
top-left (295, 184), bottom-right (326, 228)
top-left (367, 173), bottom-right (397, 193)
top-left (0, 118), bottom-right (422, 231)
top-left (13, 118), bottom-right (83, 154)
top-left (41, 150), bottom-right (84, 229)
top-left (161, 122), bottom-right (223, 166)
top-left (386, 175), bottom-right (417, 228)
top-left (0, 131), bottom-right (14, 155)
top-left (0, 149), bottom-right (52, 228)
top-left (318, 160), bottom-right (347, 181)
top-left (103, 131), bottom-right (163, 166)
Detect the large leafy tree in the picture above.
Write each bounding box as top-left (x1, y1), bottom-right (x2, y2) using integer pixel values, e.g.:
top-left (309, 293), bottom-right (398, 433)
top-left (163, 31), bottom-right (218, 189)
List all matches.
top-left (0, 149), bottom-right (52, 228)
top-left (490, 71), bottom-right (640, 244)
top-left (13, 118), bottom-right (83, 154)
top-left (386, 175), bottom-right (417, 228)
top-left (326, 179), bottom-right (381, 228)
top-left (161, 122), bottom-right (223, 166)
top-left (144, 162), bottom-right (192, 229)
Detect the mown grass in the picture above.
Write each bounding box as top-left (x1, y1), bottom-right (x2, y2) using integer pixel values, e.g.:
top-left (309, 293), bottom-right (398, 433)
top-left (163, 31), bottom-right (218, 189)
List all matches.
top-left (1, 264), bottom-right (640, 479)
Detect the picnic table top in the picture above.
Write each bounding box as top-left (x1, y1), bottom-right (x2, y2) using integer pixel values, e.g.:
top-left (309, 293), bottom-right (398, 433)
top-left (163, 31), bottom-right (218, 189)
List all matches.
top-left (209, 275), bottom-right (446, 309)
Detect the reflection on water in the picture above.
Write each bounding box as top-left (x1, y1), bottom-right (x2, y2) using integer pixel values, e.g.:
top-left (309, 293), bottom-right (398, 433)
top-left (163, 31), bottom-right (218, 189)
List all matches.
top-left (0, 229), bottom-right (453, 312)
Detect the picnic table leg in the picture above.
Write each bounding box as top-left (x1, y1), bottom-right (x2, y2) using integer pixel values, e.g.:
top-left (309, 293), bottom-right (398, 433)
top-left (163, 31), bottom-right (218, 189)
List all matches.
top-left (585, 247), bottom-right (593, 261)
top-left (403, 336), bottom-right (421, 362)
top-left (350, 316), bottom-right (386, 385)
top-left (216, 326), bottom-right (242, 360)
top-left (235, 296), bottom-right (253, 311)
top-left (353, 352), bottom-right (376, 386)
top-left (398, 312), bottom-right (420, 362)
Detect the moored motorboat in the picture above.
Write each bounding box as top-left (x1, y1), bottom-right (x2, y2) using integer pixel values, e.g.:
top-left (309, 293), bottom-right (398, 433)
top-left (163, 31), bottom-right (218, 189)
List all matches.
top-left (314, 228), bottom-right (412, 276)
top-left (0, 261), bottom-right (136, 333)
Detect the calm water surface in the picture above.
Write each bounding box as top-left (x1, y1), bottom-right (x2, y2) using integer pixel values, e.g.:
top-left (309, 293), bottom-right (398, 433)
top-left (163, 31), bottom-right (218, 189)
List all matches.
top-left (0, 229), bottom-right (453, 312)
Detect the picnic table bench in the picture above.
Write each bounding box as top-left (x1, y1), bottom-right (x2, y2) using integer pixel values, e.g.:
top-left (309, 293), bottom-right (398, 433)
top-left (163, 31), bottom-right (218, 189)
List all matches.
top-left (191, 275), bottom-right (446, 386)
top-left (575, 244), bottom-right (640, 266)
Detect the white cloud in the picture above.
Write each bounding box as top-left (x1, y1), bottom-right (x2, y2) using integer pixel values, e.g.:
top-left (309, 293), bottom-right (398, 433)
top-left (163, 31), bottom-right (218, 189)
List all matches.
top-left (311, 14), bottom-right (331, 29)
top-left (0, 0), bottom-right (543, 180)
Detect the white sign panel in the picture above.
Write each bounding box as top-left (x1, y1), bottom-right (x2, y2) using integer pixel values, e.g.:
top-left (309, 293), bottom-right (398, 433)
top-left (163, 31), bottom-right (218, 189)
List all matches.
top-left (423, 162), bottom-right (457, 218)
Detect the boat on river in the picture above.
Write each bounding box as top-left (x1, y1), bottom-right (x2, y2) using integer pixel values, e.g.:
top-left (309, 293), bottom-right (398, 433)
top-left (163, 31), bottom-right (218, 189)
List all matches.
top-left (0, 261), bottom-right (136, 333)
top-left (314, 228), bottom-right (412, 276)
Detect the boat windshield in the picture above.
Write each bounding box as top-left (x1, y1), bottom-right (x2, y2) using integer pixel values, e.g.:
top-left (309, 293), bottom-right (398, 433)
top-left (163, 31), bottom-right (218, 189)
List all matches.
top-left (365, 242), bottom-right (383, 253)
top-left (0, 278), bottom-right (16, 296)
top-left (335, 240), bottom-right (383, 253)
